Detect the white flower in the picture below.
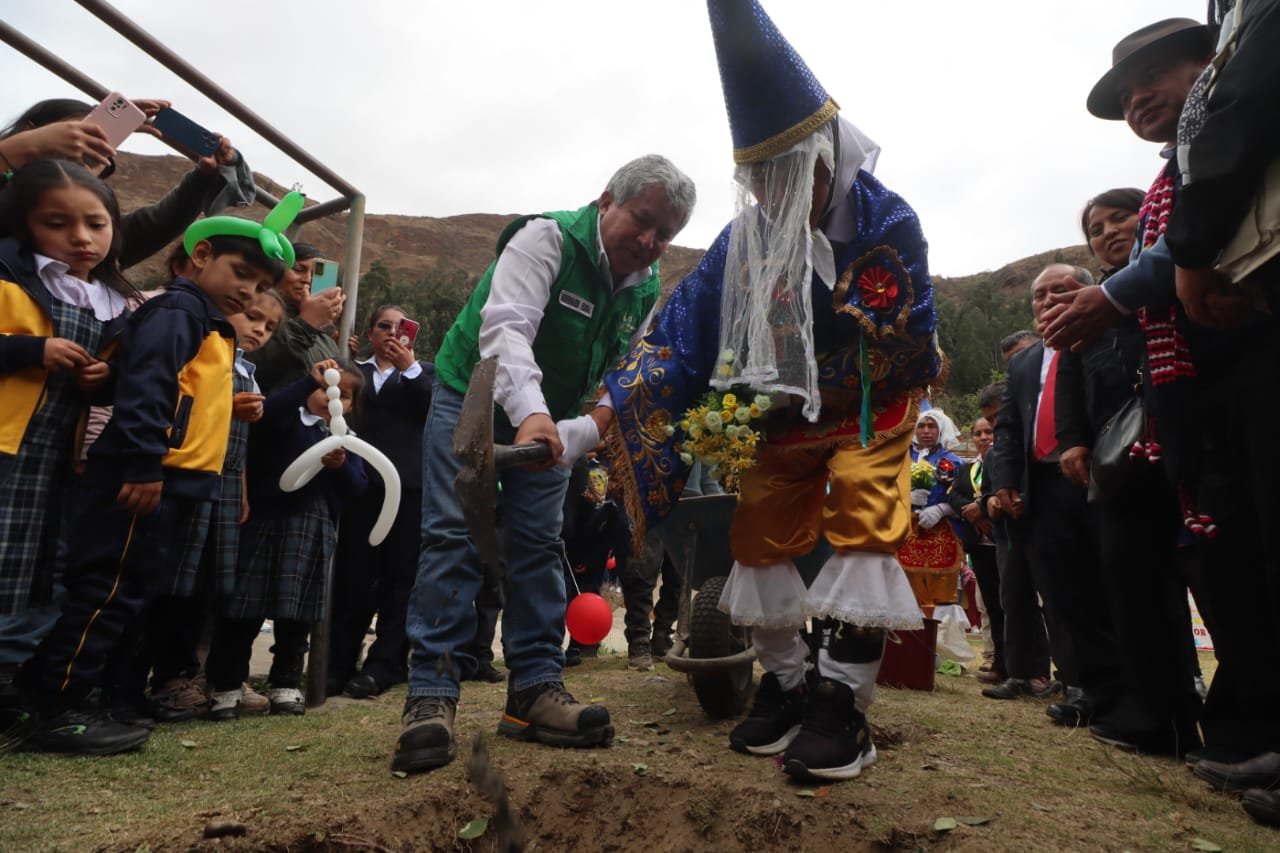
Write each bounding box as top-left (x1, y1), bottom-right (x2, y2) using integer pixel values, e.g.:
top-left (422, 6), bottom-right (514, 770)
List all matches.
top-left (704, 411), bottom-right (723, 433)
top-left (753, 394), bottom-right (772, 413)
top-left (679, 452), bottom-right (694, 466)
top-left (663, 424), bottom-right (675, 437)
top-left (719, 348), bottom-right (736, 363)
top-left (734, 407), bottom-right (752, 424)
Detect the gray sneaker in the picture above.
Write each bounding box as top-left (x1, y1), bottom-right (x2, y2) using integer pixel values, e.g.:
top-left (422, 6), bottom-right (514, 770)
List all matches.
top-left (628, 641), bottom-right (655, 672)
top-left (497, 681), bottom-right (612, 747)
top-left (391, 696), bottom-right (457, 773)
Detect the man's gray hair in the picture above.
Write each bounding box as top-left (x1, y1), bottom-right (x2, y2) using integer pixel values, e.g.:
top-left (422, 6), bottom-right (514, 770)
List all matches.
top-left (1031, 262), bottom-right (1095, 290)
top-left (605, 155), bottom-right (697, 229)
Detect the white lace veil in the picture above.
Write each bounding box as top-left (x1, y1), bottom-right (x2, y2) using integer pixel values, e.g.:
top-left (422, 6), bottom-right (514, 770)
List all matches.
top-left (714, 124), bottom-right (834, 422)
top-left (714, 117), bottom-right (880, 422)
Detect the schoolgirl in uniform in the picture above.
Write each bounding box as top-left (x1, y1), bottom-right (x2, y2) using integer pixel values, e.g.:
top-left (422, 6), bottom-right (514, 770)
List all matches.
top-left (0, 160), bottom-right (134, 673)
top-left (205, 359), bottom-right (366, 718)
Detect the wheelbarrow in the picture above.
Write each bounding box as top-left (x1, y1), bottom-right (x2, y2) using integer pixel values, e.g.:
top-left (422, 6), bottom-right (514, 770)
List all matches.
top-left (656, 493), bottom-right (829, 719)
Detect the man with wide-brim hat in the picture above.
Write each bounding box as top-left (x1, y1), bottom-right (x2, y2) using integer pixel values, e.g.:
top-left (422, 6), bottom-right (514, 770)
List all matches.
top-left (1048, 11), bottom-right (1280, 770)
top-left (1085, 18), bottom-right (1212, 122)
top-left (598, 0), bottom-right (942, 783)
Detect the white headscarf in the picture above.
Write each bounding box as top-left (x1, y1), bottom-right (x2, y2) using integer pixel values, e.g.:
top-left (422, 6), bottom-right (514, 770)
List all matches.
top-left (916, 408), bottom-right (960, 452)
top-left (714, 116), bottom-right (880, 423)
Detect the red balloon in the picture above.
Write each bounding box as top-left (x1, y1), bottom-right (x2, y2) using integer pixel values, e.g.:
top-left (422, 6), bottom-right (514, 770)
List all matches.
top-left (566, 592), bottom-right (613, 645)
top-left (606, 556), bottom-right (617, 571)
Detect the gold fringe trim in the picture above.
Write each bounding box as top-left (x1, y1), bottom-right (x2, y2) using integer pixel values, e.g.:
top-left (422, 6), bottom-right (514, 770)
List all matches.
top-left (602, 414), bottom-right (651, 557)
top-left (733, 98), bottom-right (840, 165)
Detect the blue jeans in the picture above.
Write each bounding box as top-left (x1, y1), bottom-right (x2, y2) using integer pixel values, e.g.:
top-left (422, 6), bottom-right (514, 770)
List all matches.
top-left (406, 383), bottom-right (571, 699)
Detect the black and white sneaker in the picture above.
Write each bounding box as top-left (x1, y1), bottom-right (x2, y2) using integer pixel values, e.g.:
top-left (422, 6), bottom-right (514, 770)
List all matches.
top-left (729, 672), bottom-right (805, 756)
top-left (782, 678), bottom-right (877, 781)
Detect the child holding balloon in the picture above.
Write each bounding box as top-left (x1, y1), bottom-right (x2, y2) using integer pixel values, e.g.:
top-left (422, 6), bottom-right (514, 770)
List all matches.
top-left (203, 359), bottom-right (366, 719)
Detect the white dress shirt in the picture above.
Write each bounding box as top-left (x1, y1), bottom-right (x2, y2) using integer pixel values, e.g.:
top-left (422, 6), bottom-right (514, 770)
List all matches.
top-left (357, 356), bottom-right (423, 394)
top-left (34, 253), bottom-right (128, 321)
top-left (477, 216), bottom-right (657, 427)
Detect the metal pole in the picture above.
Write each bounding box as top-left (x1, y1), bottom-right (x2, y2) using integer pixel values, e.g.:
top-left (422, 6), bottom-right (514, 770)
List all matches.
top-left (337, 194), bottom-right (366, 346)
top-left (304, 195), bottom-right (365, 706)
top-left (74, 0), bottom-right (362, 201)
top-left (296, 196), bottom-right (352, 225)
top-left (0, 19), bottom-right (108, 97)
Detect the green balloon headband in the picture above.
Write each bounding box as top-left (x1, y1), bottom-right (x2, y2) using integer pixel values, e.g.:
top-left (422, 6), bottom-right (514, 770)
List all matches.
top-left (183, 191), bottom-right (304, 268)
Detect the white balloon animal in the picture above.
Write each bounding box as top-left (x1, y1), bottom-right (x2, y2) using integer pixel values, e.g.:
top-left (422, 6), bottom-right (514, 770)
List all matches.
top-left (278, 368), bottom-right (401, 545)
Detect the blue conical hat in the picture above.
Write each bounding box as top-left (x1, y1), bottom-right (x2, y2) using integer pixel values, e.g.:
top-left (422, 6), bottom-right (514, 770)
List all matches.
top-left (707, 0), bottom-right (839, 165)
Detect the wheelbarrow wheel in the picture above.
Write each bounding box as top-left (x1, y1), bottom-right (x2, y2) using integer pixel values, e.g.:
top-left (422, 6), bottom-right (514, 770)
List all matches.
top-left (687, 575), bottom-right (753, 719)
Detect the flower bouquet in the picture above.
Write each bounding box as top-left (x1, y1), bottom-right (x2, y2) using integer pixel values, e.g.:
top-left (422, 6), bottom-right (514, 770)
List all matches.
top-left (910, 459), bottom-right (936, 490)
top-left (674, 350), bottom-right (773, 485)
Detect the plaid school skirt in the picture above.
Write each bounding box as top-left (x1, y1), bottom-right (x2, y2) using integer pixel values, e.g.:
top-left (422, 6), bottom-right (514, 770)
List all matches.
top-left (222, 494), bottom-right (335, 622)
top-left (0, 302), bottom-right (103, 615)
top-left (169, 379), bottom-right (252, 599)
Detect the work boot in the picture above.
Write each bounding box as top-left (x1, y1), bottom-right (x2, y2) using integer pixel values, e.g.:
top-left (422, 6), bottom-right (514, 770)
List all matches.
top-left (239, 683), bottom-right (269, 715)
top-left (497, 681), bottom-right (612, 748)
top-left (650, 630), bottom-right (673, 658)
top-left (391, 696), bottom-right (457, 773)
top-left (31, 702), bottom-right (151, 756)
top-left (628, 640), bottom-right (655, 672)
top-left (151, 676), bottom-right (210, 722)
top-left (729, 671), bottom-right (805, 756)
top-left (782, 678), bottom-right (876, 782)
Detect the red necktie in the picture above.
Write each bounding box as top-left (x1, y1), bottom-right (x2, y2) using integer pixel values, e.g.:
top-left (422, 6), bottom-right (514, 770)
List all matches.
top-left (1034, 349), bottom-right (1060, 460)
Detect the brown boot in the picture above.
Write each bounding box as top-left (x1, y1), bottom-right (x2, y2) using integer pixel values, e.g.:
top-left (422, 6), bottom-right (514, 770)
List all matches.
top-left (496, 681), bottom-right (612, 747)
top-left (391, 696), bottom-right (457, 773)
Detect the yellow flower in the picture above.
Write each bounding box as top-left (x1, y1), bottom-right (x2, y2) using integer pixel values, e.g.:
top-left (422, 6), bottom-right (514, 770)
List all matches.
top-left (722, 393), bottom-right (738, 408)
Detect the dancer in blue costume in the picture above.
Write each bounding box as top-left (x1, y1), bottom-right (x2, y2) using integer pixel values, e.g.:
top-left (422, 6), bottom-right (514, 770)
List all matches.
top-left (598, 0), bottom-right (943, 782)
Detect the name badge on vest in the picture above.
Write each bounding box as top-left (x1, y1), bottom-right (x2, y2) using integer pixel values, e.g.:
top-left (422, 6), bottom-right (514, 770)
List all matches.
top-left (558, 291), bottom-right (594, 319)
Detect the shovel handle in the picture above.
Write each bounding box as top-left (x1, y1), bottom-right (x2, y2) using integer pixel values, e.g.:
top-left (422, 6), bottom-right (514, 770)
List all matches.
top-left (494, 441), bottom-right (553, 470)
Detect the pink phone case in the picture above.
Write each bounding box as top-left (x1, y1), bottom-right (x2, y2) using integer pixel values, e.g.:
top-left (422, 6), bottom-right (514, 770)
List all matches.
top-left (84, 92), bottom-right (147, 148)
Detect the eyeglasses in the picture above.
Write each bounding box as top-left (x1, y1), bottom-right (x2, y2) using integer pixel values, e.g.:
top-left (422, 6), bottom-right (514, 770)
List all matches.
top-left (375, 321), bottom-right (395, 331)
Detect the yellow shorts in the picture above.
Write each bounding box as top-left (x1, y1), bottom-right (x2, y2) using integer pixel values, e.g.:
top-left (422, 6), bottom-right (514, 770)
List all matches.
top-left (730, 429), bottom-right (913, 565)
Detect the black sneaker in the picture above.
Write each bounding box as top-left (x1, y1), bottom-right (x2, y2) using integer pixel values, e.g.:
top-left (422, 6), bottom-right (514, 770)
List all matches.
top-left (470, 662), bottom-right (506, 684)
top-left (782, 678), bottom-right (876, 782)
top-left (650, 631), bottom-right (673, 658)
top-left (391, 696), bottom-right (457, 773)
top-left (729, 672), bottom-right (805, 756)
top-left (31, 705), bottom-right (151, 756)
top-left (497, 681), bottom-right (612, 748)
top-left (627, 640), bottom-right (655, 672)
top-left (344, 672), bottom-right (385, 699)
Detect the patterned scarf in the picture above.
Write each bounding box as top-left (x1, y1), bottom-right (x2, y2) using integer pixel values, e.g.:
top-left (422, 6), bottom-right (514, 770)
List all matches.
top-left (1135, 166), bottom-right (1216, 539)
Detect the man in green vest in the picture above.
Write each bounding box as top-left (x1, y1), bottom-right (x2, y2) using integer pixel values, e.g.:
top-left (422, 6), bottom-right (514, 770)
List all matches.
top-left (392, 155), bottom-right (696, 773)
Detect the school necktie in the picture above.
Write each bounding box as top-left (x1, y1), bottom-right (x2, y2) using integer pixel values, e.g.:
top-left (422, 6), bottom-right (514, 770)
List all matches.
top-left (1034, 350), bottom-right (1060, 460)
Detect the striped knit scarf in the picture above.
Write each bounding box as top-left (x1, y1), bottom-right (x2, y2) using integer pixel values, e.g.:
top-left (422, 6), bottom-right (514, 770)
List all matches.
top-left (1136, 167), bottom-right (1216, 539)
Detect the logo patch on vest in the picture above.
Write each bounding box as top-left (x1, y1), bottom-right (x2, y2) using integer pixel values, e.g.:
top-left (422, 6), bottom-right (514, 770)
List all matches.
top-left (558, 291), bottom-right (594, 319)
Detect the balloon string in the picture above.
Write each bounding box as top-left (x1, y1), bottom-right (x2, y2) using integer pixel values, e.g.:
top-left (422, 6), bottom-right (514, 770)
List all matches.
top-left (556, 540), bottom-right (582, 597)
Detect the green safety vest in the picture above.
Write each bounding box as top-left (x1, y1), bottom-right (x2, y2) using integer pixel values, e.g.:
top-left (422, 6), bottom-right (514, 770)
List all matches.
top-left (434, 202), bottom-right (660, 423)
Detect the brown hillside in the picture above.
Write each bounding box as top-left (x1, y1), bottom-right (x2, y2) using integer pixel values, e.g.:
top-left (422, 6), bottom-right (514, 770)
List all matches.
top-left (933, 245), bottom-right (1100, 301)
top-left (109, 151), bottom-right (1089, 300)
top-left (109, 152), bottom-right (705, 292)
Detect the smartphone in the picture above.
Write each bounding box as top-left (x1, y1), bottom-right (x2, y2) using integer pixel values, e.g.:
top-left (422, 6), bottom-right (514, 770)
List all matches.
top-left (84, 92), bottom-right (147, 149)
top-left (310, 258), bottom-right (340, 293)
top-left (150, 107), bottom-right (220, 158)
top-left (396, 318), bottom-right (420, 349)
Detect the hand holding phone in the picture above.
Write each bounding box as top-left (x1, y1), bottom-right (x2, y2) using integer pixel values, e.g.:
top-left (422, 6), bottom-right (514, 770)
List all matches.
top-left (84, 93), bottom-right (147, 149)
top-left (396, 318), bottom-right (420, 349)
top-left (150, 107), bottom-right (220, 159)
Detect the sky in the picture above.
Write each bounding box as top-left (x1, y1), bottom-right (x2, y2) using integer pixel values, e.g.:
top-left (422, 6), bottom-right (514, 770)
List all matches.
top-left (2, 0), bottom-right (1208, 277)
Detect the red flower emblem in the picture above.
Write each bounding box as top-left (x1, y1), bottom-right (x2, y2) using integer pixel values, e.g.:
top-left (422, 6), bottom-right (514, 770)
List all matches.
top-left (857, 266), bottom-right (899, 311)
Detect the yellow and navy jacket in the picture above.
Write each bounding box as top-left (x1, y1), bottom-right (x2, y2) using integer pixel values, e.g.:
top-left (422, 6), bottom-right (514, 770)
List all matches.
top-left (0, 239), bottom-right (127, 484)
top-left (89, 276), bottom-right (236, 501)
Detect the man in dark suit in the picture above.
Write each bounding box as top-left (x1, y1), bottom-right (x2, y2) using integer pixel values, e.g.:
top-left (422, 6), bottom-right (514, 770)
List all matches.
top-left (986, 264), bottom-right (1123, 712)
top-left (329, 308), bottom-right (435, 698)
top-left (1055, 302), bottom-right (1201, 753)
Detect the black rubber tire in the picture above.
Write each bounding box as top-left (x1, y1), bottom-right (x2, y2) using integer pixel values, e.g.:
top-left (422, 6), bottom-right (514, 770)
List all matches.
top-left (687, 575), bottom-right (754, 719)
